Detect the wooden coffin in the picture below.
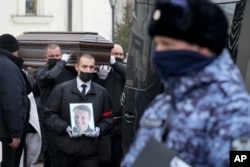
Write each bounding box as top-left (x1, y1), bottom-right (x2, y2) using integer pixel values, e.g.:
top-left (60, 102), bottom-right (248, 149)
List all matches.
top-left (17, 31), bottom-right (113, 68)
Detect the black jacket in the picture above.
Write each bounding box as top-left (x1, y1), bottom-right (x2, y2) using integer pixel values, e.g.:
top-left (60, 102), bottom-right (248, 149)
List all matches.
top-left (42, 78), bottom-right (113, 154)
top-left (0, 49), bottom-right (29, 139)
top-left (94, 61), bottom-right (126, 117)
top-left (34, 61), bottom-right (76, 104)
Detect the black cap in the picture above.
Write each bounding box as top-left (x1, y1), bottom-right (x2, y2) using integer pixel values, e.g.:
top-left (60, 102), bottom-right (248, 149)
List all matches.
top-left (148, 0), bottom-right (228, 55)
top-left (0, 34), bottom-right (19, 52)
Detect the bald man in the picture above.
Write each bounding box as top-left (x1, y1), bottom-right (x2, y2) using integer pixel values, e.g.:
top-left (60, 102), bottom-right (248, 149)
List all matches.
top-left (94, 44), bottom-right (126, 167)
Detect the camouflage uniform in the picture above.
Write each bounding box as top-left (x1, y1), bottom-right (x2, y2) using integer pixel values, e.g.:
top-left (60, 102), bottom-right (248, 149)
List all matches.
top-left (122, 49), bottom-right (250, 167)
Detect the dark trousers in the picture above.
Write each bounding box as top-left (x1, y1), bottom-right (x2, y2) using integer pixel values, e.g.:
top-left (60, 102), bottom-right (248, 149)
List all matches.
top-left (43, 130), bottom-right (58, 167)
top-left (1, 137), bottom-right (25, 167)
top-left (110, 119), bottom-right (123, 167)
top-left (57, 151), bottom-right (99, 167)
top-left (98, 135), bottom-right (111, 167)
top-left (111, 134), bottom-right (123, 167)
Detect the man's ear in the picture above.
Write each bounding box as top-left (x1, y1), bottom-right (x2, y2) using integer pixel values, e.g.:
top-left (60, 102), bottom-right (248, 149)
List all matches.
top-left (74, 63), bottom-right (79, 71)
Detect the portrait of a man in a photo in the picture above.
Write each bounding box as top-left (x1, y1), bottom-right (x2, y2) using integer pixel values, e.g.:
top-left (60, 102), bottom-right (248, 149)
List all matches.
top-left (71, 104), bottom-right (94, 135)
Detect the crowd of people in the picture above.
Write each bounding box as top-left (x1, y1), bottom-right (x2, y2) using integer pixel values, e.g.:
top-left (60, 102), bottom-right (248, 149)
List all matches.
top-left (1, 0), bottom-right (250, 167)
top-left (0, 33), bottom-right (126, 167)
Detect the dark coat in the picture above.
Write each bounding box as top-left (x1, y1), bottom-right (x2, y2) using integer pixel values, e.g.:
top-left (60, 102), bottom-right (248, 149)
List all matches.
top-left (34, 61), bottom-right (76, 104)
top-left (94, 61), bottom-right (126, 137)
top-left (94, 61), bottom-right (126, 117)
top-left (42, 78), bottom-right (113, 154)
top-left (0, 49), bottom-right (28, 139)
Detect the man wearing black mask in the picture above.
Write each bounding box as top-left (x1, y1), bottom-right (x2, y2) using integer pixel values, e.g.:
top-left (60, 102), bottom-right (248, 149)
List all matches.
top-left (94, 44), bottom-right (126, 167)
top-left (35, 44), bottom-right (75, 105)
top-left (42, 53), bottom-right (113, 167)
top-left (34, 43), bottom-right (75, 167)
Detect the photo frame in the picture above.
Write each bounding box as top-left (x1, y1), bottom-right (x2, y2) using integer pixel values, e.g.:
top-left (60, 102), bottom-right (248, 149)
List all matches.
top-left (69, 103), bottom-right (95, 135)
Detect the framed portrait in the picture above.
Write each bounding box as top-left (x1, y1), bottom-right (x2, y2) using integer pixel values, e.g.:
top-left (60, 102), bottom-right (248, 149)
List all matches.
top-left (69, 103), bottom-right (95, 135)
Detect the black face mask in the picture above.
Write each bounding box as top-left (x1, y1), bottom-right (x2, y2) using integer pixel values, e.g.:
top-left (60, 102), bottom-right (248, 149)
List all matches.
top-left (153, 50), bottom-right (216, 80)
top-left (115, 57), bottom-right (123, 62)
top-left (79, 71), bottom-right (93, 82)
top-left (48, 59), bottom-right (60, 68)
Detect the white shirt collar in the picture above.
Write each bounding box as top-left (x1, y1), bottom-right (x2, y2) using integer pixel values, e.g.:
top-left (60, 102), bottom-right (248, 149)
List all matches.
top-left (76, 76), bottom-right (91, 93)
